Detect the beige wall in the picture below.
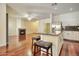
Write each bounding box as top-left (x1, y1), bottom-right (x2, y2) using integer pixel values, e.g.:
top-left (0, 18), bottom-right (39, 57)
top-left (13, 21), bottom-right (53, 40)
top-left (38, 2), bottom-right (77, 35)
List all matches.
top-left (7, 5), bottom-right (51, 35)
top-left (7, 5), bottom-right (23, 36)
top-left (38, 18), bottom-right (51, 33)
top-left (21, 19), bottom-right (39, 34)
top-left (21, 18), bottom-right (51, 34)
top-left (0, 4), bottom-right (6, 46)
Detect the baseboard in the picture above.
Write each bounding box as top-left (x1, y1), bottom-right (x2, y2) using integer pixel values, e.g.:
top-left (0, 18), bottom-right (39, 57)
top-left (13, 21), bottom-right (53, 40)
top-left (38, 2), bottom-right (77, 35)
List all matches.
top-left (0, 44), bottom-right (6, 47)
top-left (64, 39), bottom-right (79, 43)
top-left (8, 35), bottom-right (18, 37)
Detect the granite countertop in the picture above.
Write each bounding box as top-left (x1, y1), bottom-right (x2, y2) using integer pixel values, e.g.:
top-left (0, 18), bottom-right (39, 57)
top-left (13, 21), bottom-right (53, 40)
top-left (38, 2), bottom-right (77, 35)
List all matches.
top-left (33, 31), bottom-right (62, 36)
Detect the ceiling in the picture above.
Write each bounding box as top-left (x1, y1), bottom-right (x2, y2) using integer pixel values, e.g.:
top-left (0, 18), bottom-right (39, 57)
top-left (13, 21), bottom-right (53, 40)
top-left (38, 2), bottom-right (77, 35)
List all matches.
top-left (7, 3), bottom-right (79, 19)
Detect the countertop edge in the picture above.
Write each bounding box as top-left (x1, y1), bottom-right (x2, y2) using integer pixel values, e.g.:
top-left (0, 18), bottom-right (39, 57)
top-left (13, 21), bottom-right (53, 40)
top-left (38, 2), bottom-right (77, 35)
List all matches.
top-left (32, 32), bottom-right (62, 36)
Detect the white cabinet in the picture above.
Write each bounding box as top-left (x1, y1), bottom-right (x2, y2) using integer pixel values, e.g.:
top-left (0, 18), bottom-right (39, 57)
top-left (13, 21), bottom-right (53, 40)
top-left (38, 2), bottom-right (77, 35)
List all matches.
top-left (75, 32), bottom-right (79, 41)
top-left (63, 31), bottom-right (79, 41)
top-left (63, 31), bottom-right (71, 39)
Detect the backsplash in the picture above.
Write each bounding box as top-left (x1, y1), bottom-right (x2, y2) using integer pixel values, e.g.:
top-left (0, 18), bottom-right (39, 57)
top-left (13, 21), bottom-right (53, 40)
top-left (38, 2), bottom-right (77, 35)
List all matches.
top-left (64, 26), bottom-right (79, 31)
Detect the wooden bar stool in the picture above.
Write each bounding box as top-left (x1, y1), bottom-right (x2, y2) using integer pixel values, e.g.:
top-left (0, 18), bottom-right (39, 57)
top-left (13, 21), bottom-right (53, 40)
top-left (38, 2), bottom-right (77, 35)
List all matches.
top-left (32, 36), bottom-right (40, 53)
top-left (33, 40), bottom-right (52, 56)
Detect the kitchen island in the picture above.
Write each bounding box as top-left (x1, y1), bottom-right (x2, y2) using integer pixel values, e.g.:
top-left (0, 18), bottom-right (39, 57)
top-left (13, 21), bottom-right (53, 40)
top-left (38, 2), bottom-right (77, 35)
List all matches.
top-left (33, 32), bottom-right (63, 56)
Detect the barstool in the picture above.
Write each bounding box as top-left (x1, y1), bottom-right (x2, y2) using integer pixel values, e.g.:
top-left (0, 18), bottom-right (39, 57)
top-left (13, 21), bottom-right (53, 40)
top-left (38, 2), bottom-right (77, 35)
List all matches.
top-left (33, 40), bottom-right (52, 56)
top-left (32, 36), bottom-right (40, 53)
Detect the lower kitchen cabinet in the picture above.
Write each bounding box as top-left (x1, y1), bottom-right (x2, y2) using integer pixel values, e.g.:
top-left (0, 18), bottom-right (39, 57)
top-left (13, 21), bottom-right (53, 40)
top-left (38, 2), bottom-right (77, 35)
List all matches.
top-left (63, 31), bottom-right (79, 41)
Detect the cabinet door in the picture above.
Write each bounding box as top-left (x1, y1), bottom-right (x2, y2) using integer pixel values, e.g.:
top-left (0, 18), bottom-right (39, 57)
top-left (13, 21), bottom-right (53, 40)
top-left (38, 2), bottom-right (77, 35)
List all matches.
top-left (75, 32), bottom-right (79, 41)
top-left (63, 31), bottom-right (74, 40)
top-left (64, 31), bottom-right (79, 41)
top-left (69, 31), bottom-right (74, 40)
top-left (77, 32), bottom-right (79, 41)
top-left (63, 31), bottom-right (70, 39)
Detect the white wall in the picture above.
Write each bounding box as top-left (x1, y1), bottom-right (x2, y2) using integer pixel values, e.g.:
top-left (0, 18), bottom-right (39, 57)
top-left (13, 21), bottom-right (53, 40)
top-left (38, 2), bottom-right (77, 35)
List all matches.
top-left (55, 11), bottom-right (79, 26)
top-left (7, 5), bottom-right (24, 36)
top-left (8, 16), bottom-right (24, 36)
top-left (8, 16), bottom-right (17, 36)
top-left (0, 4), bottom-right (6, 46)
top-left (16, 17), bottom-right (22, 36)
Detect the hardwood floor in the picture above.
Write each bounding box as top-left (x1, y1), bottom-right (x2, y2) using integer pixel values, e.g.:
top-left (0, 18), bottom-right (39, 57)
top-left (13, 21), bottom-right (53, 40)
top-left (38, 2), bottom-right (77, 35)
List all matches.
top-left (60, 40), bottom-right (79, 56)
top-left (0, 34), bottom-right (79, 56)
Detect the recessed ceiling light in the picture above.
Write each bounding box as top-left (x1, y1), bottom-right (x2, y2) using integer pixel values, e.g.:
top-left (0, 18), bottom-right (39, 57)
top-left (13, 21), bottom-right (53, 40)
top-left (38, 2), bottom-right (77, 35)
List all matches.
top-left (69, 8), bottom-right (73, 11)
top-left (24, 13), bottom-right (38, 21)
top-left (28, 17), bottom-right (32, 21)
top-left (54, 7), bottom-right (57, 10)
top-left (24, 14), bottom-right (29, 17)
